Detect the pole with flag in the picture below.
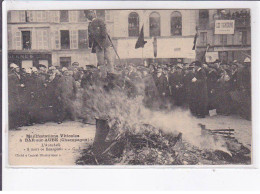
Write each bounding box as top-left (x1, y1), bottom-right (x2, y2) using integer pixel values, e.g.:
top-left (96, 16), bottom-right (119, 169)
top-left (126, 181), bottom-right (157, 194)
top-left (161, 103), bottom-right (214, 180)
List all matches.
top-left (201, 43), bottom-right (210, 63)
top-left (192, 26), bottom-right (198, 51)
top-left (135, 25), bottom-right (147, 65)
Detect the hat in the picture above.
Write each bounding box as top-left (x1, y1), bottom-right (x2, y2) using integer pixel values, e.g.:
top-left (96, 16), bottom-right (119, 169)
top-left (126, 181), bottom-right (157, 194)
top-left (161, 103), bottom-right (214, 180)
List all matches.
top-left (188, 63), bottom-right (195, 69)
top-left (10, 63), bottom-right (18, 69)
top-left (25, 68), bottom-right (32, 74)
top-left (49, 66), bottom-right (56, 70)
top-left (61, 67), bottom-right (68, 72)
top-left (31, 67), bottom-right (38, 72)
top-left (86, 65), bottom-right (96, 69)
top-left (214, 59), bottom-right (220, 63)
top-left (39, 64), bottom-right (47, 68)
top-left (72, 62), bottom-right (79, 66)
top-left (233, 60), bottom-right (238, 63)
top-left (177, 59), bottom-right (182, 63)
top-left (176, 64), bottom-right (183, 69)
top-left (244, 57), bottom-right (251, 63)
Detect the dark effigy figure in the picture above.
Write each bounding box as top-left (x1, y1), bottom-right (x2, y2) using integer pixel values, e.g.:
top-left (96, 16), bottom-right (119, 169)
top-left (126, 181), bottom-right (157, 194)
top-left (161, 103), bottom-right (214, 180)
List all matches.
top-left (190, 61), bottom-right (208, 118)
top-left (85, 10), bottom-right (114, 78)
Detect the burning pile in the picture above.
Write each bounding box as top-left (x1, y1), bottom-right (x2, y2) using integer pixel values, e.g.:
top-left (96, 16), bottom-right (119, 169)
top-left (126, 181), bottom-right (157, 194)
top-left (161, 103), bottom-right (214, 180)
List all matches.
top-left (75, 72), bottom-right (251, 165)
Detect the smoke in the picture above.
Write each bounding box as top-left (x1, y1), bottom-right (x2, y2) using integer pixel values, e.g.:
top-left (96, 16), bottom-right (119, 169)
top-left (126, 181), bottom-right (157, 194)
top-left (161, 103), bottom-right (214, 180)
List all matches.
top-left (73, 77), bottom-right (229, 153)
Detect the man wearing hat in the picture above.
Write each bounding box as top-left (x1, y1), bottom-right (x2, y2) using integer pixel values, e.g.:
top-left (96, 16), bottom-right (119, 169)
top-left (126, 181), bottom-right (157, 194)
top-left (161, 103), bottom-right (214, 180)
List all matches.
top-left (8, 63), bottom-right (23, 129)
top-left (55, 66), bottom-right (77, 124)
top-left (236, 57), bottom-right (251, 120)
top-left (190, 61), bottom-right (208, 118)
top-left (85, 10), bottom-right (114, 77)
top-left (183, 63), bottom-right (195, 106)
top-left (169, 62), bottom-right (184, 106)
top-left (154, 65), bottom-right (169, 108)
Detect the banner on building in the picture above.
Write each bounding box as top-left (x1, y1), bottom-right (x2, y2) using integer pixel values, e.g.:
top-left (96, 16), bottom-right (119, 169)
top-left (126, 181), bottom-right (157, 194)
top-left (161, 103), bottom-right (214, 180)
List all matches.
top-left (215, 20), bottom-right (235, 34)
top-left (205, 52), bottom-right (219, 63)
top-left (117, 37), bottom-right (196, 59)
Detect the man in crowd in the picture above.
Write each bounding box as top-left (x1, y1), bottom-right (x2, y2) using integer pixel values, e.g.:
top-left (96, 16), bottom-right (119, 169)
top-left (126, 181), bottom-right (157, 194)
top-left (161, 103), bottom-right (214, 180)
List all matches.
top-left (55, 67), bottom-right (78, 124)
top-left (8, 63), bottom-right (23, 129)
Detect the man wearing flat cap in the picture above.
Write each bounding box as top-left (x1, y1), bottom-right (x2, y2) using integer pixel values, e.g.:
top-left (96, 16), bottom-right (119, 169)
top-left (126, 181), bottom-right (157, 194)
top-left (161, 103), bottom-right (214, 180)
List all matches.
top-left (85, 10), bottom-right (114, 78)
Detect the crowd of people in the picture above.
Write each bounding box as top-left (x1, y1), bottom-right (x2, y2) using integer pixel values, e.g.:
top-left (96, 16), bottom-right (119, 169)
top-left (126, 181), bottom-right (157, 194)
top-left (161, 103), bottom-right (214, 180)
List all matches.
top-left (8, 57), bottom-right (251, 129)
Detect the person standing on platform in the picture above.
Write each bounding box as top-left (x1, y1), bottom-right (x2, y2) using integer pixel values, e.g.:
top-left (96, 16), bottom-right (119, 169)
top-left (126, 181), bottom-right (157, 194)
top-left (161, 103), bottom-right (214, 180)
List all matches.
top-left (85, 10), bottom-right (114, 78)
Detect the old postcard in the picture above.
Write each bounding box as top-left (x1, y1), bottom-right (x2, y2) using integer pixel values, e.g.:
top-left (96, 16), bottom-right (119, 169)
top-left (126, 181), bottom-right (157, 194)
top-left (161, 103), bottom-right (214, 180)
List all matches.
top-left (6, 8), bottom-right (252, 166)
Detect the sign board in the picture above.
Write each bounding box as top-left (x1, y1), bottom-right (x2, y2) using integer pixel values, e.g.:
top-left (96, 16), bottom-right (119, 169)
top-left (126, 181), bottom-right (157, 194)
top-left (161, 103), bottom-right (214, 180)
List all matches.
top-left (215, 20), bottom-right (235, 34)
top-left (205, 52), bottom-right (219, 63)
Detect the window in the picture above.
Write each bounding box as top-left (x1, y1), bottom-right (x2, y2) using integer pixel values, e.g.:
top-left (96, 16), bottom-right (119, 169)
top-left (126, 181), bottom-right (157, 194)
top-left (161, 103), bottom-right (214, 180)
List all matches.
top-left (60, 57), bottom-right (71, 67)
top-left (22, 31), bottom-right (31, 50)
top-left (105, 10), bottom-right (112, 22)
top-left (70, 30), bottom-right (78, 49)
top-left (220, 34), bottom-right (227, 45)
top-left (60, 11), bottom-right (69, 22)
top-left (37, 29), bottom-right (48, 50)
top-left (54, 31), bottom-right (60, 49)
top-left (219, 51), bottom-right (228, 63)
top-left (15, 31), bottom-right (22, 50)
top-left (238, 31), bottom-right (247, 45)
top-left (37, 11), bottom-right (47, 22)
top-left (96, 10), bottom-right (105, 20)
top-left (8, 27), bottom-right (12, 49)
top-left (149, 12), bottom-right (160, 37)
top-left (19, 11), bottom-right (26, 22)
top-left (78, 30), bottom-right (88, 49)
top-left (128, 12), bottom-right (139, 37)
top-left (26, 11), bottom-right (35, 22)
top-left (199, 10), bottom-right (209, 29)
top-left (60, 30), bottom-right (70, 49)
top-left (69, 11), bottom-right (78, 22)
top-left (200, 32), bottom-right (207, 46)
top-left (7, 11), bottom-right (11, 23)
top-left (51, 11), bottom-right (60, 23)
top-left (78, 11), bottom-right (88, 22)
top-left (171, 11), bottom-right (182, 36)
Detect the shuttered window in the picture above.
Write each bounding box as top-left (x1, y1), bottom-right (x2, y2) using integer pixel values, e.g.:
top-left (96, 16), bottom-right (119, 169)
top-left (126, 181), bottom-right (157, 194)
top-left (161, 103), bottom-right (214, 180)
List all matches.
top-left (70, 30), bottom-right (78, 49)
top-left (14, 31), bottom-right (22, 50)
top-left (37, 29), bottom-right (48, 49)
top-left (54, 30), bottom-right (60, 49)
top-left (69, 11), bottom-right (78, 23)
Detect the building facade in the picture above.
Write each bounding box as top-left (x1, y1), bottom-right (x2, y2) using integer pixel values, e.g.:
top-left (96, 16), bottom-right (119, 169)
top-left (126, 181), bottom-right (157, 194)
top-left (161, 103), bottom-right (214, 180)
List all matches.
top-left (7, 9), bottom-right (251, 69)
top-left (111, 9), bottom-right (197, 64)
top-left (8, 10), bottom-right (98, 68)
top-left (196, 9), bottom-right (251, 63)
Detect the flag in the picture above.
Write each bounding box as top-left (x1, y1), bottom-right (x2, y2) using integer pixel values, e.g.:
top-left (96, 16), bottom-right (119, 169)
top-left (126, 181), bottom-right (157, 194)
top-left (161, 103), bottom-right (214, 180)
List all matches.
top-left (201, 44), bottom-right (210, 62)
top-left (135, 25), bottom-right (147, 49)
top-left (192, 27), bottom-right (199, 50)
top-left (153, 37), bottom-right (157, 58)
top-left (192, 32), bottom-right (198, 50)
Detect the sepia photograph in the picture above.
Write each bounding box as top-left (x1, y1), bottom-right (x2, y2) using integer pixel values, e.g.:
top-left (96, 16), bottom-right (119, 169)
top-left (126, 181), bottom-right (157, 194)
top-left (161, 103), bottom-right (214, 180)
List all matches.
top-left (6, 8), bottom-right (252, 166)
